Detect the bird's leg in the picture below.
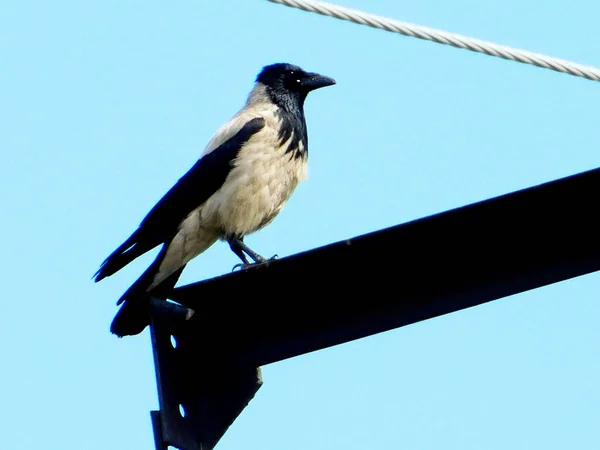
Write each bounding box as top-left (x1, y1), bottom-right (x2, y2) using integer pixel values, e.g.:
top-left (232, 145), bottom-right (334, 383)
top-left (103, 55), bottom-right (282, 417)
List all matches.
top-left (229, 239), bottom-right (251, 265)
top-left (229, 237), bottom-right (277, 271)
top-left (237, 238), bottom-right (267, 264)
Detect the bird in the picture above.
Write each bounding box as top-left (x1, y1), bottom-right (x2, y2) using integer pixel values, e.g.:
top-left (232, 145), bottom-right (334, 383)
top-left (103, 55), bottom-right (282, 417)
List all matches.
top-left (93, 62), bottom-right (336, 338)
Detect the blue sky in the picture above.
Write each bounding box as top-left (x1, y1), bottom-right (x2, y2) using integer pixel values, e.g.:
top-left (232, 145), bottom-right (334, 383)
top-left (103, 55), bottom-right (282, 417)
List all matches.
top-left (2, 0), bottom-right (600, 448)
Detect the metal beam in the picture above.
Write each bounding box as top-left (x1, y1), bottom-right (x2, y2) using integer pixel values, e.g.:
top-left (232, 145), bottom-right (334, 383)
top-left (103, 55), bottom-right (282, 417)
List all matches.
top-left (149, 166), bottom-right (600, 449)
top-left (149, 299), bottom-right (262, 450)
top-left (169, 167), bottom-right (600, 368)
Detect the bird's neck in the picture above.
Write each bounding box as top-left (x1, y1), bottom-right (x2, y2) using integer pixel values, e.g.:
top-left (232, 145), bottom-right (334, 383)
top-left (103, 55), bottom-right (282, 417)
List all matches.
top-left (272, 92), bottom-right (305, 117)
top-left (245, 83), bottom-right (309, 159)
top-left (247, 83), bottom-right (305, 117)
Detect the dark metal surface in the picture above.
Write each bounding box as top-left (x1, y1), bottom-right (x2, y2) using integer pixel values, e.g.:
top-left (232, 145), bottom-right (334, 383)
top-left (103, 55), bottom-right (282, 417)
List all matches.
top-left (149, 166), bottom-right (600, 449)
top-left (166, 166), bottom-right (600, 369)
top-left (151, 411), bottom-right (167, 450)
top-left (149, 299), bottom-right (262, 450)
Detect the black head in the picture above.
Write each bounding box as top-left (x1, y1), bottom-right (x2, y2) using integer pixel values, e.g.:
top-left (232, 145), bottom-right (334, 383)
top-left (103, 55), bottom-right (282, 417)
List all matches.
top-left (256, 63), bottom-right (335, 111)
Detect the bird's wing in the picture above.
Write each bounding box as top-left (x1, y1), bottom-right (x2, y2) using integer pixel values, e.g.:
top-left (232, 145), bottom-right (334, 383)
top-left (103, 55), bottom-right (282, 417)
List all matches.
top-left (137, 115), bottom-right (266, 240)
top-left (93, 115), bottom-right (266, 281)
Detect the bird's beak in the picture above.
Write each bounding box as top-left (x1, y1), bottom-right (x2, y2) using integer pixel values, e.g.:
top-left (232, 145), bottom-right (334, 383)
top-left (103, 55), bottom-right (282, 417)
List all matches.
top-left (300, 72), bottom-right (336, 91)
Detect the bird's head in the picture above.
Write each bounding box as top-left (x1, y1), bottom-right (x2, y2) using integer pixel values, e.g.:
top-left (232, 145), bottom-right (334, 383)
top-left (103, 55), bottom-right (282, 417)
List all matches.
top-left (256, 62), bottom-right (336, 110)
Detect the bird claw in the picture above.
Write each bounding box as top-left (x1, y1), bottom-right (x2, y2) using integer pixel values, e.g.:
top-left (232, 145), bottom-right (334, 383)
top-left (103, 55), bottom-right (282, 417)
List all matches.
top-left (231, 254), bottom-right (279, 272)
top-left (231, 263), bottom-right (249, 272)
top-left (255, 254), bottom-right (279, 264)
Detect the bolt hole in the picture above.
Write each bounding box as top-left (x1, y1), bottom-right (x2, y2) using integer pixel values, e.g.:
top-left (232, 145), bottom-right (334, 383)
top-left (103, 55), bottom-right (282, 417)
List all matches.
top-left (179, 404), bottom-right (186, 418)
top-left (170, 335), bottom-right (177, 348)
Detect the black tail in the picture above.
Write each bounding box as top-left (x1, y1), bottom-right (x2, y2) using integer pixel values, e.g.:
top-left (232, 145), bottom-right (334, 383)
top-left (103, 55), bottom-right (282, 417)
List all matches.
top-left (94, 229), bottom-right (156, 282)
top-left (110, 254), bottom-right (185, 338)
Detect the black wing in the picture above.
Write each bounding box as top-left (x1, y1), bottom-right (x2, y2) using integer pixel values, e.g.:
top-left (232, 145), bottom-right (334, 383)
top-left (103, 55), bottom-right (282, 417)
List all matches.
top-left (94, 116), bottom-right (265, 282)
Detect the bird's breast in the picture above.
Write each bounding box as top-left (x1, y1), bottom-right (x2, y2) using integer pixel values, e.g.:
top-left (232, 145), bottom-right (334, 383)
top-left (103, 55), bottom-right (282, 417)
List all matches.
top-left (201, 126), bottom-right (308, 238)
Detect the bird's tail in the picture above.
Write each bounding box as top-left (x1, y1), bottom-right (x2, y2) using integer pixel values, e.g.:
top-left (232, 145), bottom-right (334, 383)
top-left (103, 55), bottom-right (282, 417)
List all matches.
top-left (94, 229), bottom-right (154, 282)
top-left (110, 250), bottom-right (185, 337)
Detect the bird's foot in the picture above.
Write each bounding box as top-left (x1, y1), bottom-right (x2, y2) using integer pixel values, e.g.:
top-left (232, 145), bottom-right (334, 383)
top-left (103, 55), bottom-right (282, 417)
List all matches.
top-left (232, 262), bottom-right (252, 272)
top-left (256, 253), bottom-right (278, 263)
top-left (231, 254), bottom-right (278, 272)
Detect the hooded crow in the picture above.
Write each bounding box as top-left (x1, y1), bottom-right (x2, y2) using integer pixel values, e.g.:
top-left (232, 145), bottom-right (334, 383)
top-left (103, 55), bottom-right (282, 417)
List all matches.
top-left (94, 62), bottom-right (335, 337)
